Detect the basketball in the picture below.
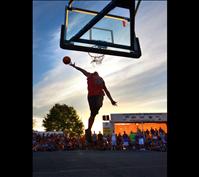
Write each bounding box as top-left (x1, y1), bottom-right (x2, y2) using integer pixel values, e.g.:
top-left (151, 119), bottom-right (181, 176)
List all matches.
top-left (63, 56), bottom-right (71, 64)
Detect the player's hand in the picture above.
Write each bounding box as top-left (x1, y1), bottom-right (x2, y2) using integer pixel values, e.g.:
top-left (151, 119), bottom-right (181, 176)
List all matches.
top-left (70, 62), bottom-right (76, 67)
top-left (111, 100), bottom-right (117, 106)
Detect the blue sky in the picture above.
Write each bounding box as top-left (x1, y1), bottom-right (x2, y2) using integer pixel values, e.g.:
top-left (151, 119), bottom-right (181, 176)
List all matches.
top-left (33, 0), bottom-right (167, 132)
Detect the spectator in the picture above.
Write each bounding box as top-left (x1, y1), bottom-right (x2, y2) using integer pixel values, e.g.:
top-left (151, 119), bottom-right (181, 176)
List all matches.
top-left (137, 131), bottom-right (145, 150)
top-left (122, 131), bottom-right (129, 150)
top-left (97, 131), bottom-right (103, 150)
top-left (117, 133), bottom-right (123, 150)
top-left (92, 131), bottom-right (97, 149)
top-left (111, 131), bottom-right (117, 150)
top-left (129, 131), bottom-right (136, 150)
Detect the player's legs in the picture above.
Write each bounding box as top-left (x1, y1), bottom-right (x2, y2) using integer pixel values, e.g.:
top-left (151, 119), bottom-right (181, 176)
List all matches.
top-left (87, 95), bottom-right (104, 130)
top-left (88, 115), bottom-right (95, 130)
top-left (85, 114), bottom-right (96, 143)
top-left (86, 96), bottom-right (103, 143)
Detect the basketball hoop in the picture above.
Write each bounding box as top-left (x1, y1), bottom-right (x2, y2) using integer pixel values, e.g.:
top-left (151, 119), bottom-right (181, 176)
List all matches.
top-left (88, 53), bottom-right (105, 65)
top-left (88, 45), bottom-right (107, 65)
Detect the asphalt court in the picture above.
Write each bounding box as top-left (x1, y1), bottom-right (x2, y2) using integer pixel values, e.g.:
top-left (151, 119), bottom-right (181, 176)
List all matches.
top-left (33, 150), bottom-right (167, 177)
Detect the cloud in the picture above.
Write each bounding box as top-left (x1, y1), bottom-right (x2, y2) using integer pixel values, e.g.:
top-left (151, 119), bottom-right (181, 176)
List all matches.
top-left (33, 116), bottom-right (45, 131)
top-left (33, 62), bottom-right (86, 108)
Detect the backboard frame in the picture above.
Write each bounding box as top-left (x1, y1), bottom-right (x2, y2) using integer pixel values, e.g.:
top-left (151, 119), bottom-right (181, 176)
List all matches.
top-left (60, 0), bottom-right (142, 58)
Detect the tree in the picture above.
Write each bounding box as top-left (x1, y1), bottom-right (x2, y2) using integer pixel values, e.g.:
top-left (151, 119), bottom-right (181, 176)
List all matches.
top-left (43, 104), bottom-right (84, 136)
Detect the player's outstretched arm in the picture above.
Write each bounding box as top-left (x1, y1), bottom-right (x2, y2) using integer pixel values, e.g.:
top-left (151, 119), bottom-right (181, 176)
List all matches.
top-left (70, 63), bottom-right (90, 77)
top-left (103, 84), bottom-right (117, 106)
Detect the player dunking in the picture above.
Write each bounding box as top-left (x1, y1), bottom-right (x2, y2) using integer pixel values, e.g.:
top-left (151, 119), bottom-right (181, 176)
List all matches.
top-left (69, 63), bottom-right (117, 142)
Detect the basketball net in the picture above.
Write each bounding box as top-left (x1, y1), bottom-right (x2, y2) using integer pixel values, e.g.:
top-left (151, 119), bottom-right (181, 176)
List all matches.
top-left (88, 45), bottom-right (107, 65)
top-left (88, 53), bottom-right (104, 65)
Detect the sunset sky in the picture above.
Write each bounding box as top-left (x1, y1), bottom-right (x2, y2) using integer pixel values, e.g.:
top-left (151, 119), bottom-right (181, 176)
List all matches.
top-left (33, 0), bottom-right (167, 133)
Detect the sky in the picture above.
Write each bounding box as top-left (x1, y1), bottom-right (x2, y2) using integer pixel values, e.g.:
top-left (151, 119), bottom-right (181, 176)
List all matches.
top-left (33, 0), bottom-right (167, 133)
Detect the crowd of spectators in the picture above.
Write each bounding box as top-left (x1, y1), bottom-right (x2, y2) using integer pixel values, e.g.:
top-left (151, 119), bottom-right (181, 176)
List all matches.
top-left (32, 127), bottom-right (167, 152)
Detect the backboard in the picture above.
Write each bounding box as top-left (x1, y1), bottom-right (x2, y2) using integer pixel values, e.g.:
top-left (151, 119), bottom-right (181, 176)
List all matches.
top-left (60, 0), bottom-right (142, 58)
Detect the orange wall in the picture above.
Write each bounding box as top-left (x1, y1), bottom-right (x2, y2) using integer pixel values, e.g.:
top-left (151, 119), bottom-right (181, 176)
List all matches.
top-left (114, 123), bottom-right (167, 135)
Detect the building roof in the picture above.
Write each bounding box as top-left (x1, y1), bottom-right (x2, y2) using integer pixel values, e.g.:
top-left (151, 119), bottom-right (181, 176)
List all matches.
top-left (110, 113), bottom-right (167, 123)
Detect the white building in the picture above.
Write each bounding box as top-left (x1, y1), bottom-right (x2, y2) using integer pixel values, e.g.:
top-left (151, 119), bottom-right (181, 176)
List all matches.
top-left (102, 113), bottom-right (167, 135)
